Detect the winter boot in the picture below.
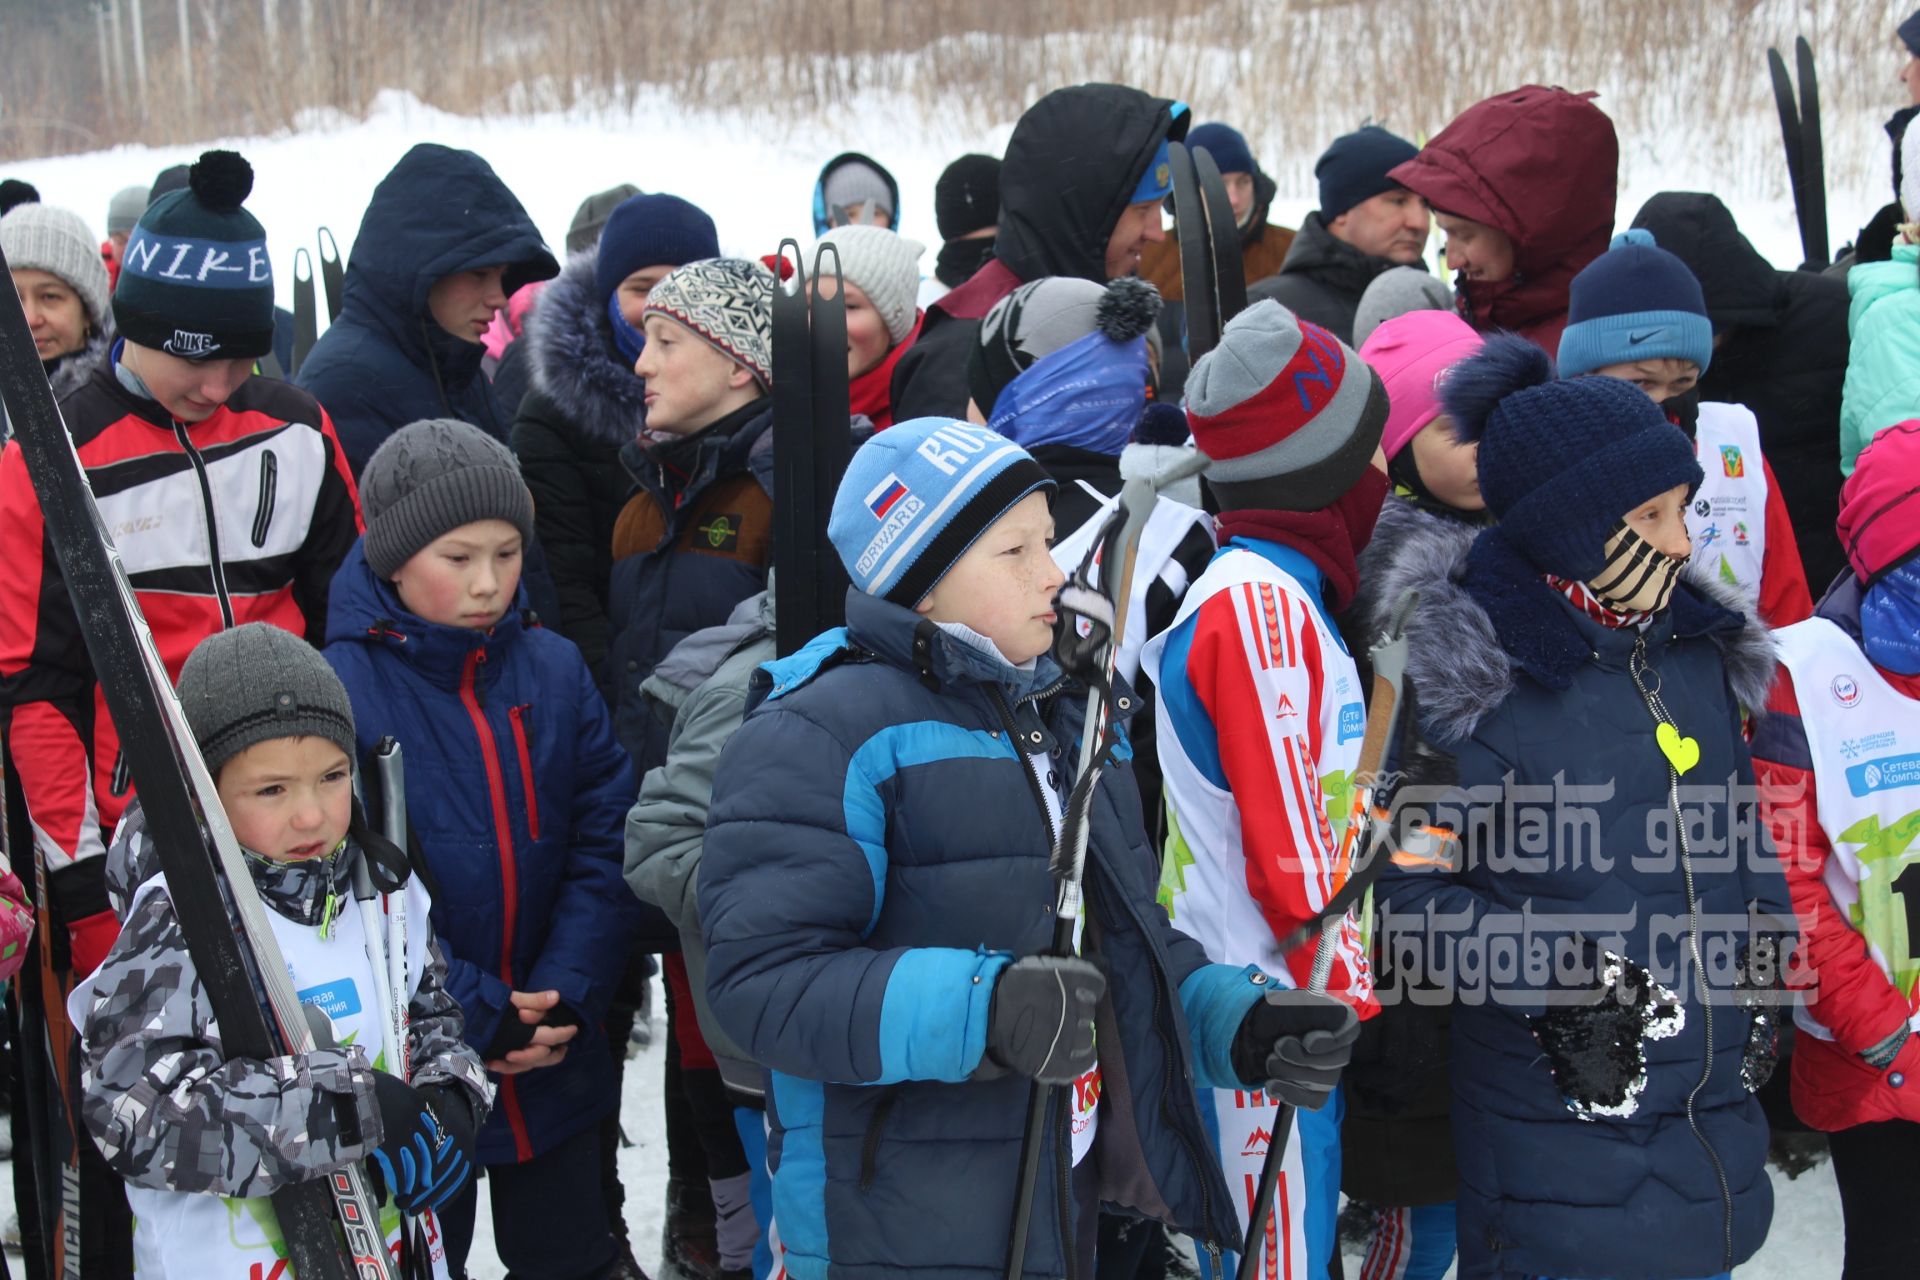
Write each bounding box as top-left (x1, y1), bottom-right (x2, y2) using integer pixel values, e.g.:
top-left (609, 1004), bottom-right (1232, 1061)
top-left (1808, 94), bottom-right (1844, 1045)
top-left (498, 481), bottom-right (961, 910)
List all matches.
top-left (659, 1176), bottom-right (721, 1280)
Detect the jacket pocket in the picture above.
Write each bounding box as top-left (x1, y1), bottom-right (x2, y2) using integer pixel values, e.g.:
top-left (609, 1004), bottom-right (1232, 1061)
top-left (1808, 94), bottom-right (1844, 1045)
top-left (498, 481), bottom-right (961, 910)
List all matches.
top-left (251, 449), bottom-right (279, 549)
top-left (858, 1086), bottom-right (902, 1191)
top-left (508, 704), bottom-right (540, 842)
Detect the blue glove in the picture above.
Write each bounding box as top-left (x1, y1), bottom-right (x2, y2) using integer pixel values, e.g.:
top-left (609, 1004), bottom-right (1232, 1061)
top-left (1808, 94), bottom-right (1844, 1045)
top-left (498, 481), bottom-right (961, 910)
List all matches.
top-left (368, 1074), bottom-right (475, 1213)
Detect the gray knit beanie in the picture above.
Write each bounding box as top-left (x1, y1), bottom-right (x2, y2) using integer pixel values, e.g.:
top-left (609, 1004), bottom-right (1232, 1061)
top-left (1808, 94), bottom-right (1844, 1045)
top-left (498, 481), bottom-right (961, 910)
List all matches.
top-left (178, 623), bottom-right (356, 775)
top-left (1351, 266), bottom-right (1454, 347)
top-left (107, 185), bottom-right (150, 237)
top-left (359, 419), bottom-right (537, 579)
top-left (1, 204), bottom-right (112, 332)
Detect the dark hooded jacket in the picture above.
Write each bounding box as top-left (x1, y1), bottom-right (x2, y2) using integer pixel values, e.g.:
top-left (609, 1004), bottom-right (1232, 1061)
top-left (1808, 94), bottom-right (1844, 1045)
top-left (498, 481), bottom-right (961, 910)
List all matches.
top-left (1246, 211), bottom-right (1405, 345)
top-left (509, 250), bottom-right (647, 686)
top-left (811, 151), bottom-right (902, 237)
top-left (296, 144), bottom-right (558, 477)
top-left (890, 85), bottom-right (1188, 420)
top-left (1632, 192), bottom-right (1850, 591)
top-left (1389, 86), bottom-right (1618, 351)
top-left (1375, 528), bottom-right (1791, 1279)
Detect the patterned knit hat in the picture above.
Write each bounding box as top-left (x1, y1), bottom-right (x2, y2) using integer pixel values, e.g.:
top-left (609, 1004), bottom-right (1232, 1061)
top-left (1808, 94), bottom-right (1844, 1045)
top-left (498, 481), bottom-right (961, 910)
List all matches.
top-left (816, 225), bottom-right (925, 345)
top-left (178, 623), bottom-right (356, 775)
top-left (1, 204), bottom-right (112, 332)
top-left (829, 417), bottom-right (1054, 605)
top-left (1558, 230), bottom-right (1713, 378)
top-left (113, 150), bottom-right (275, 360)
top-left (1184, 299), bottom-right (1387, 508)
top-left (360, 418), bottom-right (537, 579)
top-left (1445, 333), bottom-right (1701, 579)
top-left (643, 258), bottom-right (775, 387)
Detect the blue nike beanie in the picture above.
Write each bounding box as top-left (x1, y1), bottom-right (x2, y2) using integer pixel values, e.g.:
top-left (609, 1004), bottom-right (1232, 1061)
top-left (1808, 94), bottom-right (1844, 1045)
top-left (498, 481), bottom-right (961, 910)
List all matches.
top-left (1558, 230), bottom-right (1713, 378)
top-left (1187, 123), bottom-right (1257, 177)
top-left (1315, 126), bottom-right (1419, 218)
top-left (829, 418), bottom-right (1054, 606)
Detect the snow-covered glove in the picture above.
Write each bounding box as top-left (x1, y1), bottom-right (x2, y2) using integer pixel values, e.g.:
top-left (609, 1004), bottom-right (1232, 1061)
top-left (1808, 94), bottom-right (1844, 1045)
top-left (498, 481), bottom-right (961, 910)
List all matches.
top-left (367, 1074), bottom-right (476, 1213)
top-left (1732, 935), bottom-right (1788, 1093)
top-left (1528, 951), bottom-right (1684, 1121)
top-left (986, 956), bottom-right (1106, 1084)
top-left (1230, 989), bottom-right (1361, 1111)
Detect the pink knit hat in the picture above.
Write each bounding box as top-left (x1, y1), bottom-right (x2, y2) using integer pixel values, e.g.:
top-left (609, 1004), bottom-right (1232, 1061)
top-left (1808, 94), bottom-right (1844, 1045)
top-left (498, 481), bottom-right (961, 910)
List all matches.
top-left (1357, 310), bottom-right (1485, 461)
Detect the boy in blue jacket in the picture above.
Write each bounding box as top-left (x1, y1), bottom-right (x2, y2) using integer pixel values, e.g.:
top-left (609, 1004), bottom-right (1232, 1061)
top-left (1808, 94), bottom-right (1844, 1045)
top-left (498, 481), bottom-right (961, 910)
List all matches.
top-left (699, 418), bottom-right (1360, 1280)
top-left (323, 418), bottom-right (640, 1280)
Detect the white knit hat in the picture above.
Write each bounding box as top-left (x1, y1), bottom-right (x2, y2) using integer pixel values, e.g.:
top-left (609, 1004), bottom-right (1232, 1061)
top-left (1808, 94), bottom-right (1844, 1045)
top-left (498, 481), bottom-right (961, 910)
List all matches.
top-left (816, 225), bottom-right (924, 345)
top-left (1, 204), bottom-right (111, 332)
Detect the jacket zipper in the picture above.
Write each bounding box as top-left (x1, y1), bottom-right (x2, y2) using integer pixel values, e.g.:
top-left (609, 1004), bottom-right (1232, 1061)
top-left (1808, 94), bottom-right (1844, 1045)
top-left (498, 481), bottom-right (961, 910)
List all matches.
top-left (1630, 637), bottom-right (1734, 1270)
top-left (985, 684), bottom-right (1076, 1280)
top-left (250, 449), bottom-right (278, 548)
top-left (857, 1086), bottom-right (901, 1191)
top-left (508, 705), bottom-right (540, 842)
top-left (172, 422), bottom-right (235, 627)
top-left (459, 647), bottom-right (534, 1162)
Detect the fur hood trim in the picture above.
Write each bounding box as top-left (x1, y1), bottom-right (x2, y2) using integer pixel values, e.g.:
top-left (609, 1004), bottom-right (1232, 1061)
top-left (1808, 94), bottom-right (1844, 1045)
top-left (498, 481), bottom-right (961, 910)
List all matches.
top-left (524, 248), bottom-right (649, 448)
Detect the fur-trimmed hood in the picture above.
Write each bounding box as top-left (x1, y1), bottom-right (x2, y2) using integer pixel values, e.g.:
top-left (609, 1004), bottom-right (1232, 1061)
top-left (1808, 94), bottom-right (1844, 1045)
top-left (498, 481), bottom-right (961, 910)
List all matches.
top-left (50, 323), bottom-right (115, 402)
top-left (1405, 524), bottom-right (1778, 745)
top-left (524, 248), bottom-right (649, 449)
top-left (1351, 495), bottom-right (1483, 649)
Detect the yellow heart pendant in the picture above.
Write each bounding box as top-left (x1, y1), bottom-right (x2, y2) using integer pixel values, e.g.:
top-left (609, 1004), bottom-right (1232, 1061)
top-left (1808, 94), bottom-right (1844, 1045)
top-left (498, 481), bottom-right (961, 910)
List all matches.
top-left (1656, 721), bottom-right (1700, 776)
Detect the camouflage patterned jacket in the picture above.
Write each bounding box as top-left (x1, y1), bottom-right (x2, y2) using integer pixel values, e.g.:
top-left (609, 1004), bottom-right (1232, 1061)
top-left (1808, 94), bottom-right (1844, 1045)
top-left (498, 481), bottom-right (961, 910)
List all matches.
top-left (74, 802), bottom-right (492, 1197)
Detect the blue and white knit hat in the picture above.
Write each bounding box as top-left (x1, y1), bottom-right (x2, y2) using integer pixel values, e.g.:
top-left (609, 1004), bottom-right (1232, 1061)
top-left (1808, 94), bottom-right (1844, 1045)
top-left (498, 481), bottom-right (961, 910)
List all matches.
top-left (829, 418), bottom-right (1054, 605)
top-left (1557, 230), bottom-right (1713, 379)
top-left (642, 257), bottom-right (775, 386)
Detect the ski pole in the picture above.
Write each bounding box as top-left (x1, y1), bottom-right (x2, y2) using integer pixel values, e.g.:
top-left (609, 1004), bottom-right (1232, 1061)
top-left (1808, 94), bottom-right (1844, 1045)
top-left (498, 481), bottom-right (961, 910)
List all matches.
top-left (1004, 451), bottom-right (1209, 1280)
top-left (1236, 591), bottom-right (1418, 1280)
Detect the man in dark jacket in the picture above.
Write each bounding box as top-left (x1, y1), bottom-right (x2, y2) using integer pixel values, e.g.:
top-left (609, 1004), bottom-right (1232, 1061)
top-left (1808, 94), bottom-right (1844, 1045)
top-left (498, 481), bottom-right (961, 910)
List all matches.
top-left (1633, 191), bottom-right (1851, 591)
top-left (890, 83), bottom-right (1189, 420)
top-left (1247, 125), bottom-right (1426, 344)
top-left (296, 143), bottom-right (558, 476)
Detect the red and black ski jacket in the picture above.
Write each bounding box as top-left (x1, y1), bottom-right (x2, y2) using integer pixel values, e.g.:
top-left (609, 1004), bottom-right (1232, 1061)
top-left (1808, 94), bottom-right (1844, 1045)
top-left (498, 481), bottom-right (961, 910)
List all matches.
top-left (0, 360), bottom-right (362, 974)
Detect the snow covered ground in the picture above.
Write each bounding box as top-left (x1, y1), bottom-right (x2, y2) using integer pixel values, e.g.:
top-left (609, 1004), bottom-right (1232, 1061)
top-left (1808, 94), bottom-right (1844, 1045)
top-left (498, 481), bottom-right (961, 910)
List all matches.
top-left (0, 83), bottom-right (1874, 1278)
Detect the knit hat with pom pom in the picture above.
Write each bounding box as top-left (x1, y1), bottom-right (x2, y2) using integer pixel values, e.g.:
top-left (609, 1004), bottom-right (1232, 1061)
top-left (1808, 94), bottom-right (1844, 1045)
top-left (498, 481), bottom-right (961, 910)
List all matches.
top-left (969, 275), bottom-right (1163, 416)
top-left (978, 276), bottom-right (1163, 455)
top-left (112, 150), bottom-right (276, 360)
top-left (1444, 333), bottom-right (1701, 578)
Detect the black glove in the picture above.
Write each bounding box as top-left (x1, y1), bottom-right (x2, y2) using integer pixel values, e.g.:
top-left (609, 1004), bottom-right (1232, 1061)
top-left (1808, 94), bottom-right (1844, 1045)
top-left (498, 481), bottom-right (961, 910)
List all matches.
top-left (368, 1074), bottom-right (477, 1214)
top-left (1230, 989), bottom-right (1361, 1111)
top-left (986, 956), bottom-right (1106, 1084)
top-left (1528, 951), bottom-right (1683, 1120)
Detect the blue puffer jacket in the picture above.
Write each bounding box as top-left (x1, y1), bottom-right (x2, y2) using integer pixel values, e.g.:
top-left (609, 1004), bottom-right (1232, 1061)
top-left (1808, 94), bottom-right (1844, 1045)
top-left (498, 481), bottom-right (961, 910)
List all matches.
top-left (322, 540), bottom-right (640, 1165)
top-left (296, 143), bottom-right (558, 477)
top-left (699, 590), bottom-right (1265, 1280)
top-left (1376, 530), bottom-right (1792, 1280)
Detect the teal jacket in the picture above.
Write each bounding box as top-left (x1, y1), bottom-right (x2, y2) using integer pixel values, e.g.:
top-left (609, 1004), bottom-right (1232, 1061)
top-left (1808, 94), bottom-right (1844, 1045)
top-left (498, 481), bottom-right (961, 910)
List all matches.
top-left (1841, 241), bottom-right (1920, 474)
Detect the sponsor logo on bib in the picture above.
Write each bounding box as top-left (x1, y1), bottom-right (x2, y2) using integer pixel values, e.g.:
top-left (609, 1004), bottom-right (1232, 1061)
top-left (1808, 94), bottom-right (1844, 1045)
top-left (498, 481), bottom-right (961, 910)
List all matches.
top-left (1833, 675), bottom-right (1863, 709)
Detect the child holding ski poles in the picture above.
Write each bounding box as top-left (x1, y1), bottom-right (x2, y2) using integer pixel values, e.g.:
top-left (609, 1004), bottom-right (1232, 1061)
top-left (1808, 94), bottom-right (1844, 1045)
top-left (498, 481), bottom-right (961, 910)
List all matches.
top-left (322, 418), bottom-right (642, 1280)
top-left (698, 417), bottom-right (1358, 1280)
top-left (71, 622), bottom-right (488, 1279)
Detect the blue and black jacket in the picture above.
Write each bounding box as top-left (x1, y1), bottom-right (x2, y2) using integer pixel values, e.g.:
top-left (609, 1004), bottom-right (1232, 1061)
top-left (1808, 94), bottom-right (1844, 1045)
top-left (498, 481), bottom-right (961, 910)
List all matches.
top-left (699, 589), bottom-right (1264, 1280)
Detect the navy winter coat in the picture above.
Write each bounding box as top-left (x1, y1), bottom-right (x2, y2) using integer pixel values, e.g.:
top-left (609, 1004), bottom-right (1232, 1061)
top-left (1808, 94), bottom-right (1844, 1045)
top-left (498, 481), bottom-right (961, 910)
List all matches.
top-left (323, 540), bottom-right (640, 1165)
top-left (1376, 530), bottom-right (1792, 1280)
top-left (296, 143), bottom-right (558, 477)
top-left (699, 590), bottom-right (1264, 1280)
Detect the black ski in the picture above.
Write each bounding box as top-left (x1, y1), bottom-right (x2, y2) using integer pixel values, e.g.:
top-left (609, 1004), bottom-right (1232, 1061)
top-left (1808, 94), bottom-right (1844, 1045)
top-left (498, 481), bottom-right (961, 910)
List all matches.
top-left (1768, 39), bottom-right (1829, 270)
top-left (771, 240), bottom-right (852, 658)
top-left (0, 241), bottom-right (389, 1280)
top-left (1169, 143), bottom-right (1219, 360)
top-left (1191, 147), bottom-right (1248, 327)
top-left (292, 245), bottom-right (319, 376)
top-left (318, 226), bottom-right (345, 323)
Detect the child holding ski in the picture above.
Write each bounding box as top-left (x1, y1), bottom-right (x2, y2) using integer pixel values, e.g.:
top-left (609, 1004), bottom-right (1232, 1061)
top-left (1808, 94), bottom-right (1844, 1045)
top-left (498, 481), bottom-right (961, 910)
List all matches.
top-left (1559, 230), bottom-right (1813, 625)
top-left (1375, 335), bottom-right (1791, 1279)
top-left (71, 622), bottom-right (488, 1279)
top-left (1752, 420), bottom-right (1920, 1277)
top-left (698, 417), bottom-right (1359, 1280)
top-left (321, 419), bottom-right (641, 1280)
top-left (1142, 301), bottom-right (1388, 1280)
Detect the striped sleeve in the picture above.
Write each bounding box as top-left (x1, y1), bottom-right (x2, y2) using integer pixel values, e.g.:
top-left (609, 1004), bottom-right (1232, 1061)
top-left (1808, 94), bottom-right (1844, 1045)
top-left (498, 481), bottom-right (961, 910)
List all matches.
top-left (1186, 583), bottom-right (1374, 1010)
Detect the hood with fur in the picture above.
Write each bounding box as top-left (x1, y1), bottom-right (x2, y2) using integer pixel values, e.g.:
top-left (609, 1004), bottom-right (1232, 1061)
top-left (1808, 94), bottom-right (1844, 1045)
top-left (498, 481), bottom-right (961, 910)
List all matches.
top-left (524, 248), bottom-right (650, 449)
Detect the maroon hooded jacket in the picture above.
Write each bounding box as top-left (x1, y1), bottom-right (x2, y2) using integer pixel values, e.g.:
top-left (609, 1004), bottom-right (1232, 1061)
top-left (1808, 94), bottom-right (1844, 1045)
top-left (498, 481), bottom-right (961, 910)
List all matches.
top-left (1390, 86), bottom-right (1618, 351)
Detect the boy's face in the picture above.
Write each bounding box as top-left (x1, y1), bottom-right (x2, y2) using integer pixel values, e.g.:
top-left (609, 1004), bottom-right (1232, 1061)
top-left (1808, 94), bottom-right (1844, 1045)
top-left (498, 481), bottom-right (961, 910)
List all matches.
top-left (215, 736), bottom-right (353, 863)
top-left (1621, 482), bottom-right (1695, 562)
top-left (633, 314), bottom-right (757, 435)
top-left (1435, 212), bottom-right (1515, 284)
top-left (122, 342), bottom-right (255, 423)
top-left (615, 265), bottom-right (676, 329)
top-left (916, 492), bottom-right (1064, 666)
top-left (390, 518), bottom-right (524, 630)
top-left (1408, 414), bottom-right (1484, 511)
top-left (428, 264), bottom-right (508, 344)
top-left (1592, 357), bottom-right (1701, 405)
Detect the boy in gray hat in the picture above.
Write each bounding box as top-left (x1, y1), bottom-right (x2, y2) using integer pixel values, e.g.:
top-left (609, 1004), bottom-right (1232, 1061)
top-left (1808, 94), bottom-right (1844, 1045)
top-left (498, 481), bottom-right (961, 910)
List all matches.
top-left (324, 418), bottom-right (642, 1280)
top-left (72, 622), bottom-right (489, 1279)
